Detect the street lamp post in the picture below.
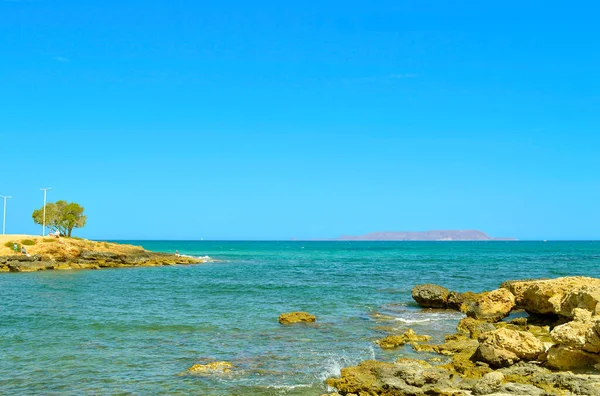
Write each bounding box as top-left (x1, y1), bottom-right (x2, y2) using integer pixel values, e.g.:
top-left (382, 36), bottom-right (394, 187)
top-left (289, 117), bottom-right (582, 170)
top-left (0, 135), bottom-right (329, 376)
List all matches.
top-left (0, 195), bottom-right (11, 235)
top-left (40, 188), bottom-right (51, 236)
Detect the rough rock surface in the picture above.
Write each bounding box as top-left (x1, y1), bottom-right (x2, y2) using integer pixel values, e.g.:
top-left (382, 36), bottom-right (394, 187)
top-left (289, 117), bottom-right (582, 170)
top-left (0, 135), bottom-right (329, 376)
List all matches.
top-left (476, 328), bottom-right (545, 368)
top-left (186, 361), bottom-right (233, 374)
top-left (377, 328), bottom-right (430, 349)
top-left (457, 317), bottom-right (496, 338)
top-left (326, 358), bottom-right (600, 395)
top-left (501, 276), bottom-right (600, 318)
top-left (278, 312), bottom-right (316, 324)
top-left (411, 284), bottom-right (450, 308)
top-left (472, 371), bottom-right (504, 395)
top-left (328, 277), bottom-right (600, 395)
top-left (465, 289), bottom-right (516, 322)
top-left (0, 251), bottom-right (207, 272)
top-left (326, 359), bottom-right (464, 396)
top-left (546, 344), bottom-right (600, 370)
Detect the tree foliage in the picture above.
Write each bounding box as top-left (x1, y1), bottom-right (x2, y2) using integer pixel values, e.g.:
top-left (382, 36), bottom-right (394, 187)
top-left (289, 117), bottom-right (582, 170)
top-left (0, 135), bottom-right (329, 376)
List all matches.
top-left (32, 200), bottom-right (87, 237)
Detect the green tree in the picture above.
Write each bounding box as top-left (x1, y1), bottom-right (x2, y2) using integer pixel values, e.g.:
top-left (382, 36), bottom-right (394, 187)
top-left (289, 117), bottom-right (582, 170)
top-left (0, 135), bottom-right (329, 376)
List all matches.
top-left (32, 200), bottom-right (87, 237)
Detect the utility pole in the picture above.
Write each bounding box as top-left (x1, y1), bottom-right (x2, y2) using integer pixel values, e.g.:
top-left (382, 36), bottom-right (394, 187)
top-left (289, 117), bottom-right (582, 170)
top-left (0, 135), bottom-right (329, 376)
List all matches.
top-left (0, 195), bottom-right (11, 235)
top-left (40, 188), bottom-right (51, 236)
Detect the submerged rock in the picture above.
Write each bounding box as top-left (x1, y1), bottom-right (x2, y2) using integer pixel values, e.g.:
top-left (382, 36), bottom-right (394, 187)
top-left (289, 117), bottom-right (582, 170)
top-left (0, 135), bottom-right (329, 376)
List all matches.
top-left (278, 311), bottom-right (316, 324)
top-left (187, 361), bottom-right (233, 374)
top-left (411, 284), bottom-right (449, 308)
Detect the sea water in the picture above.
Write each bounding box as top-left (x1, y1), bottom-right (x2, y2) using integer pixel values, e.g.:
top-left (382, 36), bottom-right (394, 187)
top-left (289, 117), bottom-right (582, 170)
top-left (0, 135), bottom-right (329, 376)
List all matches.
top-left (1, 241), bottom-right (599, 395)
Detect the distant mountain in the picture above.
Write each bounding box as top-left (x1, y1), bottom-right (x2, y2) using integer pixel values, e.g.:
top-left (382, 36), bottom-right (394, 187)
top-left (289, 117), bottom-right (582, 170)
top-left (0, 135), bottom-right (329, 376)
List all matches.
top-left (336, 230), bottom-right (515, 241)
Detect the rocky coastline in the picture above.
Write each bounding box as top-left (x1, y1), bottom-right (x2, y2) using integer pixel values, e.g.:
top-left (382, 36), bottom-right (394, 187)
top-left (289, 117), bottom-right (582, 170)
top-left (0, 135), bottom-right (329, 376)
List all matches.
top-left (324, 276), bottom-right (600, 395)
top-left (0, 236), bottom-right (211, 272)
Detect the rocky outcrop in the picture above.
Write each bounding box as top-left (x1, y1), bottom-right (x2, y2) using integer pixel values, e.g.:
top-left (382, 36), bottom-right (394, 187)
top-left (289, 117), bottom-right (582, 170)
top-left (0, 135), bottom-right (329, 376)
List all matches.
top-left (327, 277), bottom-right (600, 396)
top-left (543, 315), bottom-right (600, 370)
top-left (476, 328), bottom-right (546, 368)
top-left (501, 276), bottom-right (600, 318)
top-left (411, 284), bottom-right (449, 308)
top-left (0, 237), bottom-right (212, 273)
top-left (278, 312), bottom-right (316, 324)
top-left (326, 359), bottom-right (463, 396)
top-left (326, 358), bottom-right (600, 395)
top-left (546, 345), bottom-right (600, 370)
top-left (0, 251), bottom-right (208, 272)
top-left (377, 328), bottom-right (430, 349)
top-left (465, 288), bottom-right (516, 322)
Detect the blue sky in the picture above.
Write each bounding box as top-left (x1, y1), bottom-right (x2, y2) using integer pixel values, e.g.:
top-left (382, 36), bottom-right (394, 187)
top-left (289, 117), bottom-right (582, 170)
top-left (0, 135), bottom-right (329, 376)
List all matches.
top-left (1, 0), bottom-right (599, 240)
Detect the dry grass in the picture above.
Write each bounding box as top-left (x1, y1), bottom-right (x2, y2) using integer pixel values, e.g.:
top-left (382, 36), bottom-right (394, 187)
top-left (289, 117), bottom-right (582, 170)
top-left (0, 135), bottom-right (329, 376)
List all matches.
top-left (0, 234), bottom-right (147, 260)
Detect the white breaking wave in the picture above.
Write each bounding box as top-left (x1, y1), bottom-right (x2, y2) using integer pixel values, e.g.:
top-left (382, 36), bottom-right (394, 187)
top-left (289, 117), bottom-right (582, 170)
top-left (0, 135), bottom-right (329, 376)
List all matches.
top-left (395, 318), bottom-right (433, 324)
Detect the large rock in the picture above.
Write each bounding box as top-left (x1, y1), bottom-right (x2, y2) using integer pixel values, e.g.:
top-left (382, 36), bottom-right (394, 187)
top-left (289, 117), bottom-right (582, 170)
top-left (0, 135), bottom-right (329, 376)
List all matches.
top-left (465, 288), bottom-right (516, 322)
top-left (550, 320), bottom-right (589, 349)
top-left (278, 311), bottom-right (316, 324)
top-left (545, 345), bottom-right (600, 371)
top-left (477, 328), bottom-right (546, 368)
top-left (472, 371), bottom-right (504, 395)
top-left (412, 284), bottom-right (450, 308)
top-left (501, 276), bottom-right (600, 318)
top-left (457, 317), bottom-right (496, 338)
top-left (326, 359), bottom-right (463, 395)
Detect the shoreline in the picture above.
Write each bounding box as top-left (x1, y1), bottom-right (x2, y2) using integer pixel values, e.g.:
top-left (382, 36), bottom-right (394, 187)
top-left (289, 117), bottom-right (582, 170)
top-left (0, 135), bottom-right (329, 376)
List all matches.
top-left (0, 235), bottom-right (212, 273)
top-left (324, 276), bottom-right (600, 395)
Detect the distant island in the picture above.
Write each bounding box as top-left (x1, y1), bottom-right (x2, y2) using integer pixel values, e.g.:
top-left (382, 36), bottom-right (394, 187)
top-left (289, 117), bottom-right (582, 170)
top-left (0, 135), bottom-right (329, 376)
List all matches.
top-left (335, 230), bottom-right (516, 241)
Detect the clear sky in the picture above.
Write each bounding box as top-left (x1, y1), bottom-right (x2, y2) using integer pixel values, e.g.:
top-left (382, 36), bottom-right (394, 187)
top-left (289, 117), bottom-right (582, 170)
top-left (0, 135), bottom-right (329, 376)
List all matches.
top-left (1, 0), bottom-right (599, 240)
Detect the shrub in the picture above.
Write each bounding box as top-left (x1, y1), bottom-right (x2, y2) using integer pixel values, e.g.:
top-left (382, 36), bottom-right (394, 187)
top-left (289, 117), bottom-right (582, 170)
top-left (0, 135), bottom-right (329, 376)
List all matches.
top-left (4, 241), bottom-right (20, 251)
top-left (21, 239), bottom-right (36, 246)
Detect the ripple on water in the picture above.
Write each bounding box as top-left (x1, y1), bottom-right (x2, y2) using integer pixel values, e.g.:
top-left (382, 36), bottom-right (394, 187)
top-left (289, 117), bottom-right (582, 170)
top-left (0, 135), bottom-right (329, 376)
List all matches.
top-left (1, 241), bottom-right (599, 394)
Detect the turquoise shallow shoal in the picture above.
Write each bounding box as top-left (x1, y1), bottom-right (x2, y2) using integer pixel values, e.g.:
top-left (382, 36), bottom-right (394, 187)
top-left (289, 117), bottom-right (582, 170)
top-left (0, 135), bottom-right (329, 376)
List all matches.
top-left (1, 241), bottom-right (600, 395)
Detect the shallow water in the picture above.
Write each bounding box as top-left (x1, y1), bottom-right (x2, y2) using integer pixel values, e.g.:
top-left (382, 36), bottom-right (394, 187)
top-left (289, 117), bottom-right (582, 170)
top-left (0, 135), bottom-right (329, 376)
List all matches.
top-left (1, 241), bottom-right (599, 394)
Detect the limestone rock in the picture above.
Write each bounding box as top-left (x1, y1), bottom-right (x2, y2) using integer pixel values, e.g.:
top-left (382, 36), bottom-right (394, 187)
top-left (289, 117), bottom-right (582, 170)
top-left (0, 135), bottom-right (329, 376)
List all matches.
top-left (501, 276), bottom-right (600, 318)
top-left (550, 321), bottom-right (589, 349)
top-left (457, 317), bottom-right (496, 338)
top-left (326, 359), bottom-right (465, 396)
top-left (573, 308), bottom-right (593, 322)
top-left (545, 345), bottom-right (600, 371)
top-left (500, 382), bottom-right (545, 395)
top-left (472, 371), bottom-right (504, 395)
top-left (278, 311), bottom-right (316, 324)
top-left (377, 328), bottom-right (430, 349)
top-left (187, 361), bottom-right (233, 374)
top-left (476, 328), bottom-right (545, 368)
top-left (412, 284), bottom-right (450, 308)
top-left (584, 318), bottom-right (600, 353)
top-left (466, 289), bottom-right (515, 322)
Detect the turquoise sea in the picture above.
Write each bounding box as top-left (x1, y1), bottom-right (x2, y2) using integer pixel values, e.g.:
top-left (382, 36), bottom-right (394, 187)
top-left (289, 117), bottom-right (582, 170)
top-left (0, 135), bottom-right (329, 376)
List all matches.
top-left (1, 241), bottom-right (600, 395)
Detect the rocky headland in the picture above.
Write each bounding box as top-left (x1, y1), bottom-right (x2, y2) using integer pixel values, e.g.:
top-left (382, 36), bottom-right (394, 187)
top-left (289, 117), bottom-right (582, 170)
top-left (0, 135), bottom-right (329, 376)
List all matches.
top-left (324, 276), bottom-right (600, 395)
top-left (0, 235), bottom-right (211, 272)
